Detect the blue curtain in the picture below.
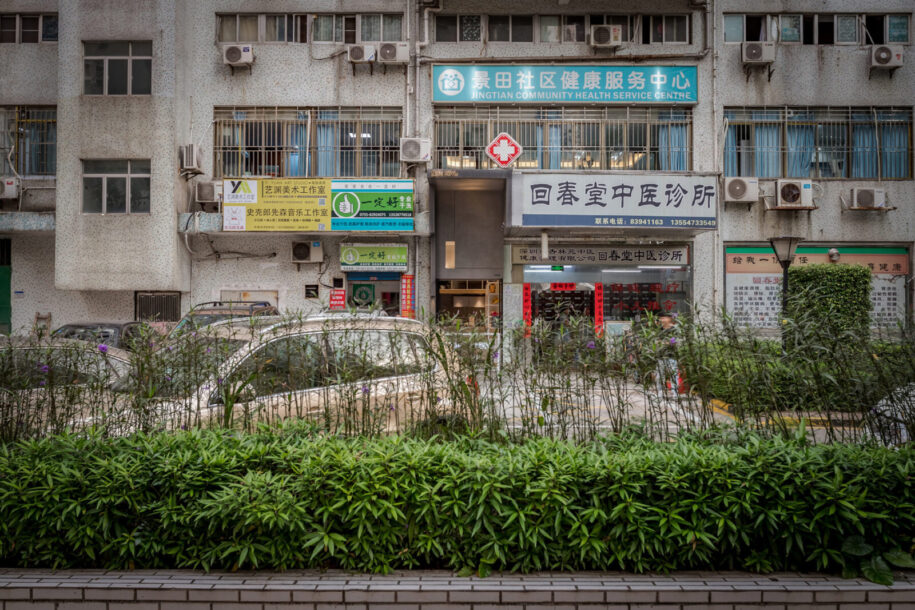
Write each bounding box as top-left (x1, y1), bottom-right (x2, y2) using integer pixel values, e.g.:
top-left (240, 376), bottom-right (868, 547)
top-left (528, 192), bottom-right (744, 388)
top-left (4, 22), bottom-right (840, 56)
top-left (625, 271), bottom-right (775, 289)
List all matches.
top-left (723, 111), bottom-right (738, 176)
top-left (850, 113), bottom-right (877, 178)
top-left (316, 110), bottom-right (337, 177)
top-left (541, 110), bottom-right (561, 169)
top-left (284, 122), bottom-right (309, 177)
top-left (879, 111), bottom-right (908, 179)
top-left (752, 110), bottom-right (781, 177)
top-left (658, 110), bottom-right (688, 171)
top-left (786, 114), bottom-right (815, 178)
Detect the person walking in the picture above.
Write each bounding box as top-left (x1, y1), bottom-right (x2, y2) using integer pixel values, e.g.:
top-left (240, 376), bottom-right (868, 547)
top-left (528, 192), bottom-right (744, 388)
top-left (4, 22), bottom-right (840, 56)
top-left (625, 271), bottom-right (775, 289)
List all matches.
top-left (655, 314), bottom-right (679, 398)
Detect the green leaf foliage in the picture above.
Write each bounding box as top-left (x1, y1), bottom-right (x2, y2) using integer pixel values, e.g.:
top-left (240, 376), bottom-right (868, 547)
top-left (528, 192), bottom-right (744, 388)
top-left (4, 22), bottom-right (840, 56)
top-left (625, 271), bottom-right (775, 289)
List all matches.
top-left (0, 425), bottom-right (913, 573)
top-left (883, 549), bottom-right (915, 569)
top-left (787, 263), bottom-right (872, 338)
top-left (861, 556), bottom-right (895, 586)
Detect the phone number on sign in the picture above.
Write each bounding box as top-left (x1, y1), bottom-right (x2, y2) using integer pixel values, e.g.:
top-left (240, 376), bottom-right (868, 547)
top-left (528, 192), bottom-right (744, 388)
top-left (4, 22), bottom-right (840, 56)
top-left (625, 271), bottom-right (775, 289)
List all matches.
top-left (670, 219), bottom-right (717, 227)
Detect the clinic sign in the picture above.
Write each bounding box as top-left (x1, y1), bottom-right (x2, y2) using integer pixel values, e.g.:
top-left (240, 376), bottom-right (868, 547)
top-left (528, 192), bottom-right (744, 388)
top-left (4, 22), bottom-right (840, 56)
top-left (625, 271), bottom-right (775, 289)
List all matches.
top-left (433, 65), bottom-right (697, 104)
top-left (511, 173), bottom-right (717, 229)
top-left (223, 178), bottom-right (414, 231)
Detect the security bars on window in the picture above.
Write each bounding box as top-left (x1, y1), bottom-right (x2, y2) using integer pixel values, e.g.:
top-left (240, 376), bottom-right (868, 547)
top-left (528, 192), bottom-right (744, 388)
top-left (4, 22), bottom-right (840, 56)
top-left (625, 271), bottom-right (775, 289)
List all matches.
top-left (213, 107), bottom-right (402, 179)
top-left (434, 106), bottom-right (692, 171)
top-left (0, 107), bottom-right (56, 176)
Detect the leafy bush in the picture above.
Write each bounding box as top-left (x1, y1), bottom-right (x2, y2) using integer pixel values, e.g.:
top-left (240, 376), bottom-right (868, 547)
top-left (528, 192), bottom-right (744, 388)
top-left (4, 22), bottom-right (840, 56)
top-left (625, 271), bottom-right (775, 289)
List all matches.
top-left (0, 426), bottom-right (913, 574)
top-left (787, 263), bottom-right (872, 337)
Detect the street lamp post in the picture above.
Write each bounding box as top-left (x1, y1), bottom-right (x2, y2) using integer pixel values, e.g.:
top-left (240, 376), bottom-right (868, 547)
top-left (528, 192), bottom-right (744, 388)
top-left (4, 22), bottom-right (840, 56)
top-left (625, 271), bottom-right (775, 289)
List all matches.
top-left (769, 236), bottom-right (804, 347)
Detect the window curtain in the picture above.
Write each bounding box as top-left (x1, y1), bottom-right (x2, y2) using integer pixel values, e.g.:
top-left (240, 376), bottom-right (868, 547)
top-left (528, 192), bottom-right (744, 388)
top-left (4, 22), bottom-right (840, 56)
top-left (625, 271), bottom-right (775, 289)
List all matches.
top-left (723, 110), bottom-right (738, 176)
top-left (285, 114), bottom-right (309, 177)
top-left (316, 110), bottom-right (338, 177)
top-left (786, 113), bottom-right (815, 177)
top-left (752, 110), bottom-right (781, 177)
top-left (537, 110), bottom-right (561, 169)
top-left (850, 112), bottom-right (877, 178)
top-left (879, 111), bottom-right (909, 179)
top-left (658, 110), bottom-right (688, 171)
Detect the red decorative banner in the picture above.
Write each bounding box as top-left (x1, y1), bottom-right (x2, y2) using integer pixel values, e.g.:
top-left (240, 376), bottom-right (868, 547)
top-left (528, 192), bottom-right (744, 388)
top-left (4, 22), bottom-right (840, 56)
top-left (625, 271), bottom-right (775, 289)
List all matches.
top-left (594, 283), bottom-right (604, 337)
top-left (550, 282), bottom-right (577, 291)
top-left (400, 274), bottom-right (416, 318)
top-left (329, 289), bottom-right (346, 310)
top-left (522, 283), bottom-right (532, 337)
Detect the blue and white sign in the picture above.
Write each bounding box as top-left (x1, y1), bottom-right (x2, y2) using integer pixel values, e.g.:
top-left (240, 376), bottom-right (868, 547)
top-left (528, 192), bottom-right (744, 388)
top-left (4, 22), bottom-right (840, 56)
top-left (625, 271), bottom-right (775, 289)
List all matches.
top-left (511, 173), bottom-right (717, 230)
top-left (433, 65), bottom-right (698, 104)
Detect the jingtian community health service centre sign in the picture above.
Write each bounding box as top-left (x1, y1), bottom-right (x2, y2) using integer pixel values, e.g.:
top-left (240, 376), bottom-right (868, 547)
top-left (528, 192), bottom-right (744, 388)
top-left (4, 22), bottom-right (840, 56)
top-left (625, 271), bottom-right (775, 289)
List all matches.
top-left (222, 178), bottom-right (414, 232)
top-left (433, 65), bottom-right (697, 104)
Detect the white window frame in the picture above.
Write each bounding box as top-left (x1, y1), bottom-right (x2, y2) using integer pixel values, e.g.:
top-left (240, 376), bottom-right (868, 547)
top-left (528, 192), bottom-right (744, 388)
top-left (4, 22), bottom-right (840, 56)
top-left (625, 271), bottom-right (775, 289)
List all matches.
top-left (83, 41), bottom-right (152, 96)
top-left (635, 14), bottom-right (691, 45)
top-left (0, 14), bottom-right (57, 43)
top-left (725, 13), bottom-right (911, 45)
top-left (779, 14), bottom-right (803, 45)
top-left (833, 14), bottom-right (860, 45)
top-left (884, 14), bottom-right (910, 44)
top-left (81, 160), bottom-right (151, 215)
top-left (216, 14), bottom-right (308, 44)
top-left (357, 14), bottom-right (403, 42)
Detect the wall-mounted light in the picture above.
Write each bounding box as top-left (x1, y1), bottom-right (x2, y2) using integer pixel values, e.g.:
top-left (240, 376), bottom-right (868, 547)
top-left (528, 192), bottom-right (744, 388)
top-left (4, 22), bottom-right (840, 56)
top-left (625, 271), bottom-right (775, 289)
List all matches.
top-left (445, 241), bottom-right (455, 269)
top-left (541, 230), bottom-right (549, 260)
top-left (828, 248), bottom-right (840, 262)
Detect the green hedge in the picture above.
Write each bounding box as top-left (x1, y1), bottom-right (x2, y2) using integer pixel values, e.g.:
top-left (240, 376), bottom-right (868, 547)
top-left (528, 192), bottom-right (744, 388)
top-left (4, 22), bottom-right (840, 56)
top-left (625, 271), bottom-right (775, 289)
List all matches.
top-left (788, 263), bottom-right (872, 336)
top-left (1, 426), bottom-right (913, 574)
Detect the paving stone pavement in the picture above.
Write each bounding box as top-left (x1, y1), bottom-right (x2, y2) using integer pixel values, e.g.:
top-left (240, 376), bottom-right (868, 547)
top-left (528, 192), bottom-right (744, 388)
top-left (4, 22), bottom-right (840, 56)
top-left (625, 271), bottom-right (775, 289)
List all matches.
top-left (0, 569), bottom-right (913, 609)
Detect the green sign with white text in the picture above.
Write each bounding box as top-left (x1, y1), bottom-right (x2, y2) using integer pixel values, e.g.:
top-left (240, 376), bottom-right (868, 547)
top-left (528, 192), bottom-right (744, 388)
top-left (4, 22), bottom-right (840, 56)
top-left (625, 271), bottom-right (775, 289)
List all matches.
top-left (340, 243), bottom-right (408, 272)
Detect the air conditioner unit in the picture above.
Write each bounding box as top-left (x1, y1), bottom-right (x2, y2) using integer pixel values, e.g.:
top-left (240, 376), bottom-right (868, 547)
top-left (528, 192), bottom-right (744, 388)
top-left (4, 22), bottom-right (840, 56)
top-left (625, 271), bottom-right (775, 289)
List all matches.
top-left (776, 180), bottom-right (814, 207)
top-left (724, 177), bottom-right (759, 203)
top-left (222, 44), bottom-right (254, 67)
top-left (378, 42), bottom-right (409, 64)
top-left (742, 41), bottom-right (775, 64)
top-left (590, 24), bottom-right (624, 47)
top-left (195, 180), bottom-right (223, 211)
top-left (0, 176), bottom-right (20, 199)
top-left (180, 144), bottom-right (201, 173)
top-left (870, 45), bottom-right (904, 69)
top-left (400, 137), bottom-right (432, 163)
top-left (292, 241), bottom-right (324, 264)
top-left (852, 187), bottom-right (886, 208)
top-left (347, 44), bottom-right (376, 63)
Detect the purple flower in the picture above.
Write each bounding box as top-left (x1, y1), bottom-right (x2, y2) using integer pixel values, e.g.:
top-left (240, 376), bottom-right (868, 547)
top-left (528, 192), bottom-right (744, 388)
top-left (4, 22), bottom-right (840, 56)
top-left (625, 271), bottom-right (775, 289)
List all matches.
top-left (168, 345), bottom-right (174, 351)
top-left (205, 348), bottom-right (212, 353)
top-left (98, 344), bottom-right (109, 353)
top-left (39, 380), bottom-right (46, 386)
top-left (669, 337), bottom-right (677, 345)
top-left (586, 341), bottom-right (596, 349)
top-left (165, 375), bottom-right (172, 382)
top-left (149, 341), bottom-right (156, 348)
top-left (492, 351), bottom-right (500, 361)
top-left (217, 377), bottom-right (224, 385)
top-left (38, 363), bottom-right (50, 373)
top-left (388, 404), bottom-right (395, 411)
top-left (361, 385), bottom-right (369, 394)
top-left (180, 424), bottom-right (188, 430)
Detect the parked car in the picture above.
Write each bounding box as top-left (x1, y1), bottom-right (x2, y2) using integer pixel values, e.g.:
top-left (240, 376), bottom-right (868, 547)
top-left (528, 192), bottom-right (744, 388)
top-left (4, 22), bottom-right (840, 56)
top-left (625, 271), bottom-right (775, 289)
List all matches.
top-left (168, 301), bottom-right (280, 338)
top-left (52, 322), bottom-right (149, 351)
top-left (113, 315), bottom-right (464, 435)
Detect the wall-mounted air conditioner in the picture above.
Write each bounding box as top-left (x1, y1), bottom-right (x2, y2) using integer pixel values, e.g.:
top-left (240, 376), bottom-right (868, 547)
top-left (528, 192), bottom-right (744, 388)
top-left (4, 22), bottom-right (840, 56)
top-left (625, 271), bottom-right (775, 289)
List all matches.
top-left (742, 41), bottom-right (775, 64)
top-left (0, 176), bottom-right (20, 199)
top-left (195, 181), bottom-right (222, 211)
top-left (870, 45), bottom-right (904, 69)
top-left (222, 44), bottom-right (254, 67)
top-left (724, 177), bottom-right (759, 203)
top-left (776, 180), bottom-right (814, 207)
top-left (400, 137), bottom-right (432, 163)
top-left (347, 44), bottom-right (376, 63)
top-left (590, 24), bottom-right (623, 47)
top-left (852, 187), bottom-right (886, 208)
top-left (180, 144), bottom-right (202, 173)
top-left (378, 42), bottom-right (409, 64)
top-left (292, 241), bottom-right (324, 263)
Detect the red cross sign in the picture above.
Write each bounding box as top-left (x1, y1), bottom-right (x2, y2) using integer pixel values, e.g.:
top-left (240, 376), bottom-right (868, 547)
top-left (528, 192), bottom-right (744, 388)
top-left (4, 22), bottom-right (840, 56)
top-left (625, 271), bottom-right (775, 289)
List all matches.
top-left (485, 132), bottom-right (523, 168)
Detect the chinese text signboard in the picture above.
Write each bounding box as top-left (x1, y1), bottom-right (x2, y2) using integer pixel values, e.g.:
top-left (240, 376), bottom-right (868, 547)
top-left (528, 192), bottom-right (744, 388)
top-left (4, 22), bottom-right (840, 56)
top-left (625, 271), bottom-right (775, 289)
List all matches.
top-left (725, 246), bottom-right (909, 328)
top-left (512, 245), bottom-right (689, 266)
top-left (522, 284), bottom-right (532, 336)
top-left (594, 283), bottom-right (604, 337)
top-left (340, 243), bottom-right (409, 273)
top-left (433, 65), bottom-right (697, 104)
top-left (329, 289), bottom-right (347, 310)
top-left (512, 173), bottom-right (717, 230)
top-left (400, 274), bottom-right (416, 319)
top-left (222, 178), bottom-right (414, 232)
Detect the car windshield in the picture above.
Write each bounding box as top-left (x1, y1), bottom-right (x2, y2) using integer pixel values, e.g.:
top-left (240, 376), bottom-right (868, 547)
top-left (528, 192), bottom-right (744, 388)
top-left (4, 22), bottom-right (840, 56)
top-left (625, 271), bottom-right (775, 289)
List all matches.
top-left (53, 325), bottom-right (121, 345)
top-left (172, 313), bottom-right (247, 334)
top-left (112, 337), bottom-right (247, 398)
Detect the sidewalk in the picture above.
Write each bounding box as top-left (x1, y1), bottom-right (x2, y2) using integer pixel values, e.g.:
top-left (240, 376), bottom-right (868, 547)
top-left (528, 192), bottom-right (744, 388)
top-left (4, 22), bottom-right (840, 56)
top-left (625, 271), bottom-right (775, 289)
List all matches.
top-left (1, 569), bottom-right (913, 609)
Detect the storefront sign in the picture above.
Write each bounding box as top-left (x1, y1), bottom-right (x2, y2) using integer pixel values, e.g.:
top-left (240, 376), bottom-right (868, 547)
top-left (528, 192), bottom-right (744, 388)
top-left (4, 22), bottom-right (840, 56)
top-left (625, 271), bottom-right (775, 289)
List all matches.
top-left (522, 283), bottom-right (532, 335)
top-left (222, 178), bottom-right (414, 232)
top-left (329, 289), bottom-right (347, 310)
top-left (433, 65), bottom-right (697, 104)
top-left (550, 283), bottom-right (577, 291)
top-left (512, 173), bottom-right (717, 229)
top-left (725, 246), bottom-right (909, 328)
top-left (512, 245), bottom-right (690, 265)
top-left (400, 274), bottom-right (416, 318)
top-left (340, 243), bottom-right (409, 272)
top-left (594, 283), bottom-right (604, 337)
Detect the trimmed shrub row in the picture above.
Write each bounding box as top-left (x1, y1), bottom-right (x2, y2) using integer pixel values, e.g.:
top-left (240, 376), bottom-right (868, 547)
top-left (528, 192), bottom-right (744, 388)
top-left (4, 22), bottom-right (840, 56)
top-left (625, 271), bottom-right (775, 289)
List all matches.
top-left (1, 425), bottom-right (913, 574)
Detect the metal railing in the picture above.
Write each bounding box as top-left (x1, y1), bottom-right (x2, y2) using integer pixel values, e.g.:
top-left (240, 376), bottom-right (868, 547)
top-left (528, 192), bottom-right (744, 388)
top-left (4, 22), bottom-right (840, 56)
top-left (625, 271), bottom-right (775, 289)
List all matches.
top-left (433, 106), bottom-right (693, 171)
top-left (213, 107), bottom-right (402, 178)
top-left (0, 107), bottom-right (57, 177)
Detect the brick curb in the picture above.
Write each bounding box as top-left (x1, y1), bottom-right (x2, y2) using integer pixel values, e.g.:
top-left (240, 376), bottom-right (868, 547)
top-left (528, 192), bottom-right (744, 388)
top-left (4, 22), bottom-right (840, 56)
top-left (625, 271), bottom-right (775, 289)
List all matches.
top-left (0, 570), bottom-right (913, 609)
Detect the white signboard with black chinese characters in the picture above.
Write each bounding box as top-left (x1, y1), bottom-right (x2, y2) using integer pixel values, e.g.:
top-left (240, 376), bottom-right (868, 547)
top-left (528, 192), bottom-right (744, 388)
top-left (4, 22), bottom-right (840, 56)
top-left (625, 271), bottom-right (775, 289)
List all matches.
top-left (511, 173), bottom-right (717, 229)
top-left (512, 245), bottom-right (689, 266)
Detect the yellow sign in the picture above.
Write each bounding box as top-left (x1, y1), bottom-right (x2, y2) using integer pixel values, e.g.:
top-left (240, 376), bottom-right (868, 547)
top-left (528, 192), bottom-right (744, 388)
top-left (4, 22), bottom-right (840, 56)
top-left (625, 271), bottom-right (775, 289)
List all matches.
top-left (223, 179), bottom-right (332, 232)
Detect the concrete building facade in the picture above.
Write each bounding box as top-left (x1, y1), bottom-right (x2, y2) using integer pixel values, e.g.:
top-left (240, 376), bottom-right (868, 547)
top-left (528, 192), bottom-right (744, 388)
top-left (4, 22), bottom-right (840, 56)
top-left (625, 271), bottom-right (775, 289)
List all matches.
top-left (0, 0), bottom-right (911, 335)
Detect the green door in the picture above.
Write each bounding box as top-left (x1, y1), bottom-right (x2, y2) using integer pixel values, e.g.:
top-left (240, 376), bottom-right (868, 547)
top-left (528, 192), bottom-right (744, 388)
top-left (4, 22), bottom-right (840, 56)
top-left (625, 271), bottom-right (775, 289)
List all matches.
top-left (0, 265), bottom-right (10, 335)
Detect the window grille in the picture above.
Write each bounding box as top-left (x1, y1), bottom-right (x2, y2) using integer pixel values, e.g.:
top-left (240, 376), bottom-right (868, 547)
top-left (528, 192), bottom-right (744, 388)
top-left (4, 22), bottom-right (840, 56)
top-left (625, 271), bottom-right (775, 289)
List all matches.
top-left (434, 106), bottom-right (692, 171)
top-left (213, 107), bottom-right (402, 178)
top-left (135, 292), bottom-right (181, 322)
top-left (724, 107), bottom-right (912, 180)
top-left (0, 107), bottom-right (56, 176)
